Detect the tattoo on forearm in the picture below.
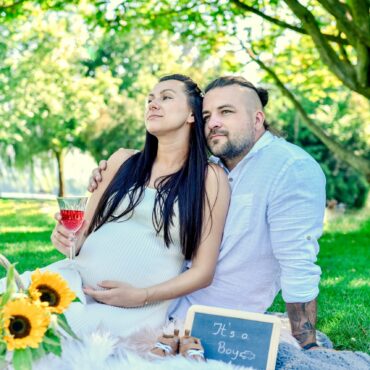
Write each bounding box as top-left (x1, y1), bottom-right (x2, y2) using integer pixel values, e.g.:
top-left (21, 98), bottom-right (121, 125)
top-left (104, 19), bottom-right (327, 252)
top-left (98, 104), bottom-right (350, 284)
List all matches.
top-left (286, 299), bottom-right (317, 347)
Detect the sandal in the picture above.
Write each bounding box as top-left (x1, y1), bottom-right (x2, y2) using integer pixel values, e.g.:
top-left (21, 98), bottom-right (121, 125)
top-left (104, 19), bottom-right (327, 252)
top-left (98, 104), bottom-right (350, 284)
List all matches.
top-left (179, 329), bottom-right (205, 362)
top-left (150, 329), bottom-right (180, 357)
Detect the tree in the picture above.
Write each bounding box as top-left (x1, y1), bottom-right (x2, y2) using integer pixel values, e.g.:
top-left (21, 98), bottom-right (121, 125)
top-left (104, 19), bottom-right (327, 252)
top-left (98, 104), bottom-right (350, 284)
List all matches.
top-left (81, 26), bottom-right (242, 160)
top-left (230, 0), bottom-right (369, 99)
top-left (0, 9), bottom-right (122, 195)
top-left (83, 0), bottom-right (370, 180)
top-left (0, 3), bottom-right (242, 194)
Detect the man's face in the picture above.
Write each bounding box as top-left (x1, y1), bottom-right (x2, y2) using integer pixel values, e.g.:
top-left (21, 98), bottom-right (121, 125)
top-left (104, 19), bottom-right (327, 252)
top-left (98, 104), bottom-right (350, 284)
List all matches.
top-left (202, 85), bottom-right (264, 169)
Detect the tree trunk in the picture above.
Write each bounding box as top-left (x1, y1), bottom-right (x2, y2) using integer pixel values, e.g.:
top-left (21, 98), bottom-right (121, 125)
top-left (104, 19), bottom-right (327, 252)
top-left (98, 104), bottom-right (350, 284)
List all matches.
top-left (55, 150), bottom-right (65, 197)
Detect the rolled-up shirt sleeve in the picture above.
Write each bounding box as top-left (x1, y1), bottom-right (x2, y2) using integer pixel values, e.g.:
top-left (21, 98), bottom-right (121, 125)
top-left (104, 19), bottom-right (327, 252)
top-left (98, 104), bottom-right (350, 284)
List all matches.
top-left (267, 158), bottom-right (326, 303)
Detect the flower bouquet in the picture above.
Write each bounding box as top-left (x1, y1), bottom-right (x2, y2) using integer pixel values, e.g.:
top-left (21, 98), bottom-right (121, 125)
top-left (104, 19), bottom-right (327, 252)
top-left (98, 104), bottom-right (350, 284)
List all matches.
top-left (0, 254), bottom-right (78, 370)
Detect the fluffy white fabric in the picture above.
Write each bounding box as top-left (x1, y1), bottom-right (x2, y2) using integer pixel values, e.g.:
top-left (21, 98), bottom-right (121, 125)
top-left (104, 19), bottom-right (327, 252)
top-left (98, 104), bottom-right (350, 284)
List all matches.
top-left (28, 318), bottom-right (297, 370)
top-left (32, 330), bottom-right (253, 370)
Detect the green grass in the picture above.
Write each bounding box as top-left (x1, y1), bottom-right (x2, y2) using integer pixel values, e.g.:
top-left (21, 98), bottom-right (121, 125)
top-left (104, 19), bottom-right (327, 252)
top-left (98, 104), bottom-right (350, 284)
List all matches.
top-left (0, 198), bottom-right (369, 352)
top-left (0, 199), bottom-right (62, 273)
top-left (269, 203), bottom-right (370, 353)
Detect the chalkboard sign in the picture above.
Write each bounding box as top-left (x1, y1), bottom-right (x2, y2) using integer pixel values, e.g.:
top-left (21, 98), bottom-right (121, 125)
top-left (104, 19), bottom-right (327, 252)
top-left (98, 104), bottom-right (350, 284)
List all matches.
top-left (184, 305), bottom-right (281, 370)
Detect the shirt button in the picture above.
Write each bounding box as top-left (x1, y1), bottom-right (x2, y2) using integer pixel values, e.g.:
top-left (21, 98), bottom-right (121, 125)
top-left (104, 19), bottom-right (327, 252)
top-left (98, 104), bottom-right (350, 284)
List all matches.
top-left (306, 235), bottom-right (312, 240)
top-left (229, 177), bottom-right (233, 182)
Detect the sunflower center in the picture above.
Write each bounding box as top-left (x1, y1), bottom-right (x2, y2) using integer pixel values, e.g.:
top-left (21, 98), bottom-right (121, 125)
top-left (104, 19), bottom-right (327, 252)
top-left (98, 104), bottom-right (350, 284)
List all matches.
top-left (9, 315), bottom-right (31, 338)
top-left (37, 284), bottom-right (60, 307)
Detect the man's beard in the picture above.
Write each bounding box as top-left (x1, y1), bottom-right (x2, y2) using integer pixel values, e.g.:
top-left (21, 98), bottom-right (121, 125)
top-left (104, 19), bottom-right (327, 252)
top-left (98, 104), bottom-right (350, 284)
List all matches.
top-left (207, 130), bottom-right (255, 161)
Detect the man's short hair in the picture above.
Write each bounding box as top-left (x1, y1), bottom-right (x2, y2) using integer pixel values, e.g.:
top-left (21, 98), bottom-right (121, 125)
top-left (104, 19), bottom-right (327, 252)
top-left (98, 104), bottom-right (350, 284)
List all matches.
top-left (205, 76), bottom-right (271, 130)
top-left (205, 76), bottom-right (268, 107)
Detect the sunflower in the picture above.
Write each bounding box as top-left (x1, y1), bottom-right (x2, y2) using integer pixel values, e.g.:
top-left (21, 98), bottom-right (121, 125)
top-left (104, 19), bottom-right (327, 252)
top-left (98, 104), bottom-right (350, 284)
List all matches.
top-left (29, 270), bottom-right (76, 314)
top-left (2, 298), bottom-right (50, 350)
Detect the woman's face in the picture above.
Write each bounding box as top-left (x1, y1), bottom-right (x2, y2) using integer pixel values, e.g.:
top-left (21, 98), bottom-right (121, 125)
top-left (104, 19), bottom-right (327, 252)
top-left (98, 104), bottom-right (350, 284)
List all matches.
top-left (145, 80), bottom-right (194, 136)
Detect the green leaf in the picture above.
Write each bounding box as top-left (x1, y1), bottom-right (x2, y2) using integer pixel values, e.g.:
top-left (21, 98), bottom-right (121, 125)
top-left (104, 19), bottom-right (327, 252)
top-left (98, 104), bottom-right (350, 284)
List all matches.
top-left (13, 348), bottom-right (32, 370)
top-left (1, 264), bottom-right (18, 306)
top-left (42, 328), bottom-right (62, 357)
top-left (43, 329), bottom-right (61, 346)
top-left (1, 291), bottom-right (12, 306)
top-left (42, 341), bottom-right (62, 357)
top-left (57, 314), bottom-right (79, 340)
top-left (6, 264), bottom-right (15, 290)
top-left (72, 296), bottom-right (81, 303)
top-left (0, 340), bottom-right (7, 368)
top-left (0, 340), bottom-right (6, 357)
top-left (30, 345), bottom-right (46, 362)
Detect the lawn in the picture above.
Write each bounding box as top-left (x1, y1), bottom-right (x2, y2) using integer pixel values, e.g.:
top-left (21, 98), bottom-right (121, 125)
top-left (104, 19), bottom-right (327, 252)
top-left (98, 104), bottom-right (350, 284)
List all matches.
top-left (0, 198), bottom-right (369, 353)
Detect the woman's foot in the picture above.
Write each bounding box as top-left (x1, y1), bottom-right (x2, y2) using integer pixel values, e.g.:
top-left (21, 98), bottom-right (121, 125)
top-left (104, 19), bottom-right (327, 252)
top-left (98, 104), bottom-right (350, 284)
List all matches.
top-left (150, 329), bottom-right (180, 357)
top-left (179, 329), bottom-right (205, 362)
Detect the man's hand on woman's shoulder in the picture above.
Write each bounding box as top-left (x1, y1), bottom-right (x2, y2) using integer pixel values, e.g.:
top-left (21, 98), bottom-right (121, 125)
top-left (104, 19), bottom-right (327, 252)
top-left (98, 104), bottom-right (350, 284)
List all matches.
top-left (87, 148), bottom-right (136, 192)
top-left (87, 160), bottom-right (107, 192)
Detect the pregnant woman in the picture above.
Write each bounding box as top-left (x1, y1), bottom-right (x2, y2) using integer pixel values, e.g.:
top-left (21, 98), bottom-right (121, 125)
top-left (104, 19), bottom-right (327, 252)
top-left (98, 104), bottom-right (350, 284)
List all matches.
top-left (43, 74), bottom-right (230, 336)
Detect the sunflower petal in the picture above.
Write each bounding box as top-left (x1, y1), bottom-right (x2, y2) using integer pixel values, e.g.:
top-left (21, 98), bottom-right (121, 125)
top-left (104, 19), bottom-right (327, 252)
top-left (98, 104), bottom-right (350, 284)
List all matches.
top-left (3, 299), bottom-right (49, 351)
top-left (29, 270), bottom-right (76, 314)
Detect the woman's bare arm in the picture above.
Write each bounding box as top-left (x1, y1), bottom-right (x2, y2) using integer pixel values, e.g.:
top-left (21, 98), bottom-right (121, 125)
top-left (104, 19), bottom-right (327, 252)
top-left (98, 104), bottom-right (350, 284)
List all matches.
top-left (51, 149), bottom-right (136, 256)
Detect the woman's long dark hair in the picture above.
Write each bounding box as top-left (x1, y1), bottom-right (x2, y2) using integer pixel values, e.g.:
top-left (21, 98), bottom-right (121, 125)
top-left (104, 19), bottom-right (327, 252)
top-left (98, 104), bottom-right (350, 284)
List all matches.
top-left (88, 74), bottom-right (208, 260)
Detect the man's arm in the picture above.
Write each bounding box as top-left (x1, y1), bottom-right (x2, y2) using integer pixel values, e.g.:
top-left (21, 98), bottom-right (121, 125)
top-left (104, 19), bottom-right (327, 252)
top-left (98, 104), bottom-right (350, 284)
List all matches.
top-left (286, 299), bottom-right (317, 348)
top-left (267, 157), bottom-right (326, 348)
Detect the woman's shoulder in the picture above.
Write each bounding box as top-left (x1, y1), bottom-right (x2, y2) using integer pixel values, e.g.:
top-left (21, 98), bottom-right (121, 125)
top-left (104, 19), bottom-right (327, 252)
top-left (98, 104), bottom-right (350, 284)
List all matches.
top-left (206, 162), bottom-right (228, 183)
top-left (205, 163), bottom-right (230, 198)
top-left (107, 148), bottom-right (139, 169)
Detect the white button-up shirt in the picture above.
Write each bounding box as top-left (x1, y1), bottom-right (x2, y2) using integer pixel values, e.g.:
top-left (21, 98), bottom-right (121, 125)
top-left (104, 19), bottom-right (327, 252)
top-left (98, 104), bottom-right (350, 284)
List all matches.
top-left (170, 131), bottom-right (326, 318)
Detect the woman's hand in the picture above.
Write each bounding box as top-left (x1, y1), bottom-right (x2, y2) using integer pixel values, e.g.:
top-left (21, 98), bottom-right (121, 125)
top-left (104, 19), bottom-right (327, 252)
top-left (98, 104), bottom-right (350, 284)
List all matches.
top-left (50, 213), bottom-right (86, 257)
top-left (83, 281), bottom-right (147, 308)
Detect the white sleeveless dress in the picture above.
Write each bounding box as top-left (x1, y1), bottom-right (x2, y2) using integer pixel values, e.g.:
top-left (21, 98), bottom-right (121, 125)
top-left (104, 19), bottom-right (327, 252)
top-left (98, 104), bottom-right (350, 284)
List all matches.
top-left (2, 188), bottom-right (185, 337)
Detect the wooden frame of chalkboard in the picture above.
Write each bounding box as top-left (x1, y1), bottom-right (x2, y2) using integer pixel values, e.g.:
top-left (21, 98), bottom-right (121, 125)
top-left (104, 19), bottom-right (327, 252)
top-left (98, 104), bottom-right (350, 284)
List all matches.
top-left (184, 305), bottom-right (281, 370)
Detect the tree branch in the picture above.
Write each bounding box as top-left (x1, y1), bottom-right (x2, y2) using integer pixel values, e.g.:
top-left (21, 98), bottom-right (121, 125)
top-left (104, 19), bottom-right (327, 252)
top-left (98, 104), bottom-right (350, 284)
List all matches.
top-left (230, 0), bottom-right (349, 45)
top-left (284, 0), bottom-right (370, 98)
top-left (338, 33), bottom-right (351, 66)
top-left (241, 43), bottom-right (370, 181)
top-left (317, 0), bottom-right (370, 47)
top-left (347, 0), bottom-right (370, 46)
top-left (0, 0), bottom-right (26, 11)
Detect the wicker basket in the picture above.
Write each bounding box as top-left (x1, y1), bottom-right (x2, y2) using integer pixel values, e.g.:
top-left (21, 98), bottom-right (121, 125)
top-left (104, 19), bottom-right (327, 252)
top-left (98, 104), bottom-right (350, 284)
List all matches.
top-left (0, 254), bottom-right (25, 291)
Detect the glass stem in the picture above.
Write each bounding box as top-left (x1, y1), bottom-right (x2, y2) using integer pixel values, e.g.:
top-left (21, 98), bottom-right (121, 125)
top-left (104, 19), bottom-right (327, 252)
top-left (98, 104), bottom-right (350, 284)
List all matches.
top-left (70, 233), bottom-right (76, 260)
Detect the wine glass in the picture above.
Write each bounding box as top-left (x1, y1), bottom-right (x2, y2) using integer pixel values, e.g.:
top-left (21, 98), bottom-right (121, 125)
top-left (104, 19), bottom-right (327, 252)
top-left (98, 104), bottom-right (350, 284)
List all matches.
top-left (57, 196), bottom-right (88, 259)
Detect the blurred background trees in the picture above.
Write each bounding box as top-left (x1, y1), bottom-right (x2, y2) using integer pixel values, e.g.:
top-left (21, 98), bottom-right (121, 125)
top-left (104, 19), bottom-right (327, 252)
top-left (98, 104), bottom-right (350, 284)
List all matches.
top-left (0, 0), bottom-right (368, 205)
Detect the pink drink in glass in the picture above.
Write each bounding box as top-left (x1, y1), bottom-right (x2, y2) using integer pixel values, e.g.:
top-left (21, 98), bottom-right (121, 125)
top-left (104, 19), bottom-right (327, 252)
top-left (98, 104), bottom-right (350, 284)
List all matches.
top-left (57, 196), bottom-right (88, 259)
top-left (60, 210), bottom-right (85, 232)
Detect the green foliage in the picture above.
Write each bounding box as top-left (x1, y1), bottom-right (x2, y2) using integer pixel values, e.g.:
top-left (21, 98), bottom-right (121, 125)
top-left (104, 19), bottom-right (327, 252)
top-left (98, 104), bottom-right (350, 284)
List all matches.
top-left (42, 328), bottom-right (62, 356)
top-left (13, 348), bottom-right (32, 370)
top-left (0, 0), bottom-right (78, 22)
top-left (0, 0), bottom-right (368, 190)
top-left (57, 314), bottom-right (79, 340)
top-left (0, 9), bottom-right (122, 161)
top-left (78, 0), bottom-right (370, 178)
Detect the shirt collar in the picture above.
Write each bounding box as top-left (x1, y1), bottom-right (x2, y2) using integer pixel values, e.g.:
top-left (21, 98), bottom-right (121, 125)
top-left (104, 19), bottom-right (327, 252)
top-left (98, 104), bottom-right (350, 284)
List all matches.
top-left (209, 131), bottom-right (275, 174)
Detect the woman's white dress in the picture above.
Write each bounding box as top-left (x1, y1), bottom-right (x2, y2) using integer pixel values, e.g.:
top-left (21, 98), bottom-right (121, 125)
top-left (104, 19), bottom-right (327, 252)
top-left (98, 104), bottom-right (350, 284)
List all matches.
top-left (2, 188), bottom-right (185, 337)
